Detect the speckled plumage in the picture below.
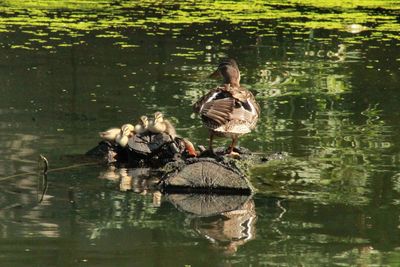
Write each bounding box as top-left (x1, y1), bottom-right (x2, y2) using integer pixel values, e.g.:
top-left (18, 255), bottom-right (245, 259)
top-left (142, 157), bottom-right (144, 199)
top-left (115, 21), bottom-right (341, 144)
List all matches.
top-left (148, 112), bottom-right (177, 139)
top-left (193, 59), bottom-right (260, 154)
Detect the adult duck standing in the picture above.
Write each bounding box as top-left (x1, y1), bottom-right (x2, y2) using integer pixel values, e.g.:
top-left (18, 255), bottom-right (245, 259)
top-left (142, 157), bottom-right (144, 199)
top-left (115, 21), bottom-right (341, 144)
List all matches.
top-left (193, 59), bottom-right (260, 156)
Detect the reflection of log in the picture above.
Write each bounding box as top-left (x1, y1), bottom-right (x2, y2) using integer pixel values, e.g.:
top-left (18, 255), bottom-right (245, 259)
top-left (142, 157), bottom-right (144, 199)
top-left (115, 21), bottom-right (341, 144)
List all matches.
top-left (87, 132), bottom-right (289, 194)
top-left (161, 158), bottom-right (254, 194)
top-left (166, 194), bottom-right (252, 217)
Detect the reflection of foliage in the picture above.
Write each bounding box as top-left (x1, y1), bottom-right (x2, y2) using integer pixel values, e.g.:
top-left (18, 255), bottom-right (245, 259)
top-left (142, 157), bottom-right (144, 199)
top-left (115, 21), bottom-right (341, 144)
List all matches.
top-left (251, 104), bottom-right (393, 205)
top-left (247, 53), bottom-right (356, 151)
top-left (393, 173), bottom-right (400, 195)
top-left (77, 190), bottom-right (180, 239)
top-left (0, 0), bottom-right (399, 50)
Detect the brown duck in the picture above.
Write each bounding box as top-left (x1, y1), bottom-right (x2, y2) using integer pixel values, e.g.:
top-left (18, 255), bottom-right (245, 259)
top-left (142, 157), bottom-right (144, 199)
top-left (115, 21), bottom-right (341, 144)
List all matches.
top-left (193, 59), bottom-right (260, 156)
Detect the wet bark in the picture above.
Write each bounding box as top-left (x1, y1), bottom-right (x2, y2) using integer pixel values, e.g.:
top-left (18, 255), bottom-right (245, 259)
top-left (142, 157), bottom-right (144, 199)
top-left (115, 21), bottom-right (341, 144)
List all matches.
top-left (86, 132), bottom-right (286, 193)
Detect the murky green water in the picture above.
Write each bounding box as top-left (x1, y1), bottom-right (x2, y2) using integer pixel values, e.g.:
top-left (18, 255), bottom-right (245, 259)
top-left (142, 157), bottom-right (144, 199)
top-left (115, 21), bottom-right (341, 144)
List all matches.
top-left (1, 1), bottom-right (400, 266)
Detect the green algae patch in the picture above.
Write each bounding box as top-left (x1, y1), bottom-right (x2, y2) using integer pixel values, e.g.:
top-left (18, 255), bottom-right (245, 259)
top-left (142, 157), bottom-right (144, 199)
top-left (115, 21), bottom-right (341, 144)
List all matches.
top-left (0, 0), bottom-right (399, 50)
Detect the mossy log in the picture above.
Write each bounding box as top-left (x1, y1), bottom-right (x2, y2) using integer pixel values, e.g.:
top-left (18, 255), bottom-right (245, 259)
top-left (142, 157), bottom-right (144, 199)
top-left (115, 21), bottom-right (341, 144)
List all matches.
top-left (160, 158), bottom-right (254, 194)
top-left (87, 132), bottom-right (286, 194)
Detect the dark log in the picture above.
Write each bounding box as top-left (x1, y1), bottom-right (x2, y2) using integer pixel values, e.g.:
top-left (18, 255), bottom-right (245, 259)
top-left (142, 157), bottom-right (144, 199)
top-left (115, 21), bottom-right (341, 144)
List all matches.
top-left (85, 132), bottom-right (187, 167)
top-left (161, 158), bottom-right (254, 194)
top-left (86, 130), bottom-right (287, 194)
top-left (128, 132), bottom-right (174, 156)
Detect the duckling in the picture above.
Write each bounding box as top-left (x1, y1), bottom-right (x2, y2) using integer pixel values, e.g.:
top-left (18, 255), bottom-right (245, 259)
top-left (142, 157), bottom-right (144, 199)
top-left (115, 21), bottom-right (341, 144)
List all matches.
top-left (148, 112), bottom-right (177, 138)
top-left (121, 123), bottom-right (135, 137)
top-left (134, 115), bottom-right (149, 134)
top-left (116, 124), bottom-right (134, 147)
top-left (99, 128), bottom-right (121, 142)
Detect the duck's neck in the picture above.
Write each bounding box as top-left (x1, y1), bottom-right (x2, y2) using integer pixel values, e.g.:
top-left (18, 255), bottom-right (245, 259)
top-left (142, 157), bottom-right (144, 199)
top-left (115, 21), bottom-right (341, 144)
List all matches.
top-left (221, 65), bottom-right (240, 87)
top-left (223, 77), bottom-right (240, 87)
top-left (222, 73), bottom-right (240, 87)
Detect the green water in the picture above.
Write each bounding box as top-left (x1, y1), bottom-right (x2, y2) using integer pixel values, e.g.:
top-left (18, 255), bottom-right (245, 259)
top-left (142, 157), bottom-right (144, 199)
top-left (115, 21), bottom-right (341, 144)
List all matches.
top-left (1, 1), bottom-right (400, 266)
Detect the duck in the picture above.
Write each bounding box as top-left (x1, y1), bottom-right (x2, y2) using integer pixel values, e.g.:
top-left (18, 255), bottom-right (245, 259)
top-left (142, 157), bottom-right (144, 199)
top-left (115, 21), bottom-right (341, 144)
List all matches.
top-left (116, 124), bottom-right (135, 147)
top-left (193, 58), bottom-right (260, 156)
top-left (99, 123), bottom-right (135, 147)
top-left (99, 128), bottom-right (122, 142)
top-left (148, 111), bottom-right (177, 139)
top-left (148, 112), bottom-right (198, 156)
top-left (134, 115), bottom-right (149, 134)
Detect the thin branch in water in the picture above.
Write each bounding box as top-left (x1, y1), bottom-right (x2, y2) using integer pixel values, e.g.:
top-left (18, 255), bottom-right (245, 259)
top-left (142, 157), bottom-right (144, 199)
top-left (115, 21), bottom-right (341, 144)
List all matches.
top-left (0, 159), bottom-right (98, 183)
top-left (37, 155), bottom-right (49, 203)
top-left (37, 173), bottom-right (48, 204)
top-left (39, 154), bottom-right (49, 174)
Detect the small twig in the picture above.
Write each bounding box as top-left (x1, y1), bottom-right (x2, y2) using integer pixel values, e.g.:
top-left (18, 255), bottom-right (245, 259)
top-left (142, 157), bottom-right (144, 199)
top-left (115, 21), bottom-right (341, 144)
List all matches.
top-left (0, 159), bottom-right (99, 183)
top-left (37, 155), bottom-right (48, 203)
top-left (37, 173), bottom-right (48, 204)
top-left (39, 154), bottom-right (49, 174)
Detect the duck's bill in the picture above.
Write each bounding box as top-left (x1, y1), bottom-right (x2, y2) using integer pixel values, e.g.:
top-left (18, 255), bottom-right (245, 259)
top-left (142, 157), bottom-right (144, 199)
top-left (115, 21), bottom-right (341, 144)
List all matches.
top-left (208, 69), bottom-right (221, 79)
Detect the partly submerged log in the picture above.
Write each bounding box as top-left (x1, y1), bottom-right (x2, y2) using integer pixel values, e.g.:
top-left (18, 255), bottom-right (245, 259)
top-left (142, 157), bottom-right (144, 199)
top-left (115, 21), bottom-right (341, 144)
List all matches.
top-left (161, 158), bottom-right (254, 194)
top-left (86, 129), bottom-right (287, 194)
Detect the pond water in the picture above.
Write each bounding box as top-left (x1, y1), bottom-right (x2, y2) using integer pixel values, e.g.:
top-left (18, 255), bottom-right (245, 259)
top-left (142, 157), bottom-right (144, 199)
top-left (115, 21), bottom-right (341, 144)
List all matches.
top-left (1, 1), bottom-right (400, 266)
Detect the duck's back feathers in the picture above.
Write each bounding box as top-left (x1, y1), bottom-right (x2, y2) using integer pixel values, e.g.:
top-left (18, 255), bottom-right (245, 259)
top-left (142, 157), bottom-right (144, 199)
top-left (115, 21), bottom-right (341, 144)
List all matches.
top-left (200, 97), bottom-right (235, 128)
top-left (194, 85), bottom-right (260, 134)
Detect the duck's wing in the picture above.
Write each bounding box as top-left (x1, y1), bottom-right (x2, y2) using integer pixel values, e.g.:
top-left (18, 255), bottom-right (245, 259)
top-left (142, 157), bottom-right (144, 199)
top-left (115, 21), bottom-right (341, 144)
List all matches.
top-left (193, 88), bottom-right (219, 113)
top-left (194, 85), bottom-right (260, 129)
top-left (200, 97), bottom-right (235, 127)
top-left (193, 85), bottom-right (233, 113)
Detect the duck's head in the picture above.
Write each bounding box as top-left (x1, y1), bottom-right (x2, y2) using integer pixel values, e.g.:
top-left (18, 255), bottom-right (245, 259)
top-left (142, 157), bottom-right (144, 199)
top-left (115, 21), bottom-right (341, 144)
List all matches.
top-left (134, 115), bottom-right (149, 134)
top-left (121, 124), bottom-right (134, 136)
top-left (139, 115), bottom-right (149, 128)
top-left (209, 58), bottom-right (240, 87)
top-left (153, 111), bottom-right (164, 124)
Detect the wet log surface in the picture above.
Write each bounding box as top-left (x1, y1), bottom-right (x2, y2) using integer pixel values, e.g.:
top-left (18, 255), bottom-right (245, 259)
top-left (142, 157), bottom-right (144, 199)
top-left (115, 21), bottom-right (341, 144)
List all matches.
top-left (86, 132), bottom-right (286, 194)
top-left (161, 158), bottom-right (254, 194)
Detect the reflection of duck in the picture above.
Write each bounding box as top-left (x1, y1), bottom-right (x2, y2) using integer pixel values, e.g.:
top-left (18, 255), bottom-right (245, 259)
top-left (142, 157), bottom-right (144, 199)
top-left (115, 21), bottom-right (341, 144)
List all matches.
top-left (99, 166), bottom-right (160, 196)
top-left (98, 166), bottom-right (120, 181)
top-left (193, 59), bottom-right (260, 156)
top-left (191, 199), bottom-right (256, 255)
top-left (148, 112), bottom-right (177, 138)
top-left (118, 168), bottom-right (132, 192)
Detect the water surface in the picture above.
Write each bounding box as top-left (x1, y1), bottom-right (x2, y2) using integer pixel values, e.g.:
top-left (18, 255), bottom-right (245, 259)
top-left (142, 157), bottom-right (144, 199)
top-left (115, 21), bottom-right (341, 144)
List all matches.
top-left (1, 1), bottom-right (400, 266)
